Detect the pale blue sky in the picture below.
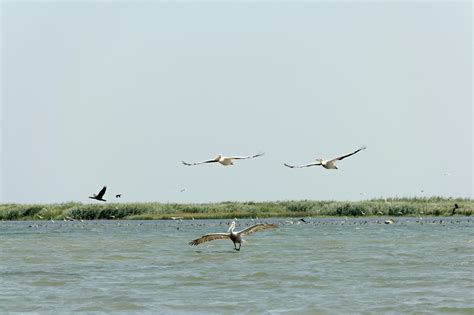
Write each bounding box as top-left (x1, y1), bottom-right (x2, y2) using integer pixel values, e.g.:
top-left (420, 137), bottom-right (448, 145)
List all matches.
top-left (1, 2), bottom-right (472, 204)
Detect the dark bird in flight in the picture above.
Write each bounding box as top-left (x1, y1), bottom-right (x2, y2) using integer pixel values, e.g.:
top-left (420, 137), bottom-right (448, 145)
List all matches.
top-left (284, 146), bottom-right (366, 170)
top-left (89, 186), bottom-right (107, 202)
top-left (116, 194), bottom-right (122, 198)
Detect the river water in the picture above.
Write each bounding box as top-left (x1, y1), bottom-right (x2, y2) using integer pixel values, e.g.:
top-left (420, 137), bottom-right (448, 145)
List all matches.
top-left (0, 217), bottom-right (473, 314)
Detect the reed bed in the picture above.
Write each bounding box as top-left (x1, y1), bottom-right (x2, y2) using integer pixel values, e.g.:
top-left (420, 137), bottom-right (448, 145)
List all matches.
top-left (0, 198), bottom-right (471, 221)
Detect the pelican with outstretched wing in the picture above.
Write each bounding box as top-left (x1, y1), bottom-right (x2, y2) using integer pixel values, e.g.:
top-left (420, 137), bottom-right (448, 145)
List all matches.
top-left (182, 153), bottom-right (264, 166)
top-left (89, 186), bottom-right (107, 202)
top-left (284, 146), bottom-right (366, 170)
top-left (189, 221), bottom-right (277, 251)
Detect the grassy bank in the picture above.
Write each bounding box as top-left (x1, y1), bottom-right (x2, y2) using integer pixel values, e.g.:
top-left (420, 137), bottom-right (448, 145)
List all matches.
top-left (0, 198), bottom-right (472, 220)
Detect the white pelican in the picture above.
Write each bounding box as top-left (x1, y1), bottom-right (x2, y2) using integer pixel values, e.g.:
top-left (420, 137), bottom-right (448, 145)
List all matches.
top-left (384, 219), bottom-right (396, 224)
top-left (182, 153), bottom-right (264, 166)
top-left (284, 146), bottom-right (366, 169)
top-left (189, 221), bottom-right (277, 251)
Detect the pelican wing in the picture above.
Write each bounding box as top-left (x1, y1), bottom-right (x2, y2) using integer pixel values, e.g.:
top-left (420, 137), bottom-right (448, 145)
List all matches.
top-left (284, 162), bottom-right (321, 169)
top-left (230, 153), bottom-right (265, 160)
top-left (189, 233), bottom-right (230, 246)
top-left (330, 146), bottom-right (366, 162)
top-left (96, 186), bottom-right (107, 199)
top-left (182, 157), bottom-right (219, 166)
top-left (237, 223), bottom-right (278, 236)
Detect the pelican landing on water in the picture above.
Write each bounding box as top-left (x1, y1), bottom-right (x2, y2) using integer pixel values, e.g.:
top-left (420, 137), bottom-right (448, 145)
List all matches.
top-left (189, 221), bottom-right (278, 251)
top-left (182, 153), bottom-right (264, 166)
top-left (284, 146), bottom-right (366, 170)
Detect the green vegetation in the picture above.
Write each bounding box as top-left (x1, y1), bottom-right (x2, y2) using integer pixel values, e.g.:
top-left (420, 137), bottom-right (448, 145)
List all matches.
top-left (0, 198), bottom-right (472, 221)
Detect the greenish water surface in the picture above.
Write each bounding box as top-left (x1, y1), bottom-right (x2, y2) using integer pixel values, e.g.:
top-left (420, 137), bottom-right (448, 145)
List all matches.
top-left (1, 218), bottom-right (473, 314)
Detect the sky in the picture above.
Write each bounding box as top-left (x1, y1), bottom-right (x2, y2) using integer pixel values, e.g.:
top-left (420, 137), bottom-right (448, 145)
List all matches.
top-left (1, 1), bottom-right (472, 204)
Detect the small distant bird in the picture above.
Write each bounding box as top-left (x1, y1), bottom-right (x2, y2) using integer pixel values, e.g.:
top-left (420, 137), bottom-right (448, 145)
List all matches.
top-left (189, 221), bottom-right (277, 251)
top-left (89, 186), bottom-right (107, 202)
top-left (284, 146), bottom-right (366, 169)
top-left (180, 188), bottom-right (186, 193)
top-left (452, 203), bottom-right (459, 215)
top-left (115, 194), bottom-right (122, 198)
top-left (384, 219), bottom-right (396, 224)
top-left (182, 153), bottom-right (264, 166)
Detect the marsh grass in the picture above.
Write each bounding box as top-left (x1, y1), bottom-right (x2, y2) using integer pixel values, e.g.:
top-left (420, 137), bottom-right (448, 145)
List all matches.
top-left (0, 198), bottom-right (472, 220)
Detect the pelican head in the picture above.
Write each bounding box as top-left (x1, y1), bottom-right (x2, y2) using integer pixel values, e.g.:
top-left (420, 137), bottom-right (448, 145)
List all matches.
top-left (228, 221), bottom-right (236, 233)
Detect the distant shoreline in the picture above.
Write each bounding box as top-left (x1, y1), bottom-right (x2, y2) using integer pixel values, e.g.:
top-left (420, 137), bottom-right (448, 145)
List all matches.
top-left (0, 198), bottom-right (472, 220)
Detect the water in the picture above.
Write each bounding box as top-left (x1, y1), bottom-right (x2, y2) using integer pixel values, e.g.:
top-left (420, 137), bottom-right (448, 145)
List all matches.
top-left (1, 218), bottom-right (473, 314)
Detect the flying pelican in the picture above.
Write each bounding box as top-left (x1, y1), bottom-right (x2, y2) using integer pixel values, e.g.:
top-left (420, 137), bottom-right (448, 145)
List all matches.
top-left (189, 221), bottom-right (277, 251)
top-left (182, 153), bottom-right (264, 166)
top-left (89, 186), bottom-right (107, 202)
top-left (284, 146), bottom-right (366, 169)
top-left (115, 194), bottom-right (122, 198)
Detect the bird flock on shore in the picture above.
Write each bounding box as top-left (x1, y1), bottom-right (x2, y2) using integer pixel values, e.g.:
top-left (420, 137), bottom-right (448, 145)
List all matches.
top-left (82, 145), bottom-right (464, 251)
top-left (86, 146), bottom-right (369, 250)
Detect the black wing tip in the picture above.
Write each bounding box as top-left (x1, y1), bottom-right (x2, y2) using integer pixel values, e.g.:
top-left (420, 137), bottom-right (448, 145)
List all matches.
top-left (283, 163), bottom-right (294, 168)
top-left (182, 161), bottom-right (191, 166)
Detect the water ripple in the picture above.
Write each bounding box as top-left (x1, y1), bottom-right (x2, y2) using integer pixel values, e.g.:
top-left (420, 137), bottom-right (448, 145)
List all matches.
top-left (0, 218), bottom-right (473, 313)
